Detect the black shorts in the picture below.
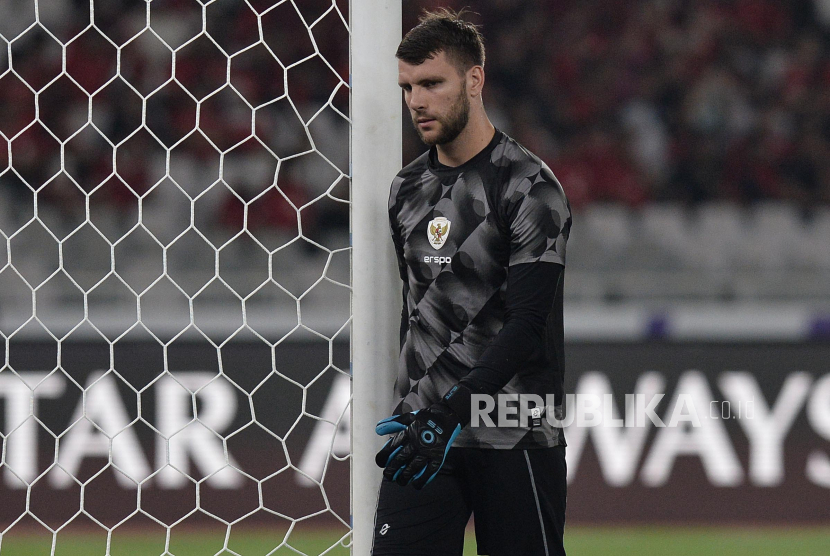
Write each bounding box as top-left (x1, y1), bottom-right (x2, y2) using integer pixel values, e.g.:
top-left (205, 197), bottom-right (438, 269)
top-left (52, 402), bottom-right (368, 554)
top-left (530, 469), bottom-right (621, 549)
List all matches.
top-left (371, 445), bottom-right (567, 556)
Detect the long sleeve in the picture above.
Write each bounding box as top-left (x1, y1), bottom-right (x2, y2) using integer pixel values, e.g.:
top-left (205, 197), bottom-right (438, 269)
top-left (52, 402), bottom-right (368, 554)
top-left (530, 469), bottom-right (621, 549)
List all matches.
top-left (440, 261), bottom-right (564, 424)
top-left (399, 283), bottom-right (409, 349)
top-left (390, 201), bottom-right (410, 350)
top-left (460, 261), bottom-right (563, 395)
top-left (444, 167), bottom-right (570, 423)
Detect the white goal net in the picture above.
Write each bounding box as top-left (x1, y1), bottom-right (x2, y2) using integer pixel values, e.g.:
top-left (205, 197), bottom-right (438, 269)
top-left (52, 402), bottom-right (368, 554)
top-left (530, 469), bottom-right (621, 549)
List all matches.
top-left (0, 0), bottom-right (356, 554)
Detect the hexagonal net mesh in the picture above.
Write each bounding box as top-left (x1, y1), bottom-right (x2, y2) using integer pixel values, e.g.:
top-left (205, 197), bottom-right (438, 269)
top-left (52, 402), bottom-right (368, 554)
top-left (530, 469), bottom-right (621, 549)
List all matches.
top-left (0, 0), bottom-right (351, 554)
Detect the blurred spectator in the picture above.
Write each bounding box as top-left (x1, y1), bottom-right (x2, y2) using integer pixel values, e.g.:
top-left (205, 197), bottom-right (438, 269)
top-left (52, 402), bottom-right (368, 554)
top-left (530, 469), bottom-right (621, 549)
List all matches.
top-left (3, 0), bottom-right (830, 247)
top-left (0, 0), bottom-right (347, 246)
top-left (401, 0), bottom-right (830, 207)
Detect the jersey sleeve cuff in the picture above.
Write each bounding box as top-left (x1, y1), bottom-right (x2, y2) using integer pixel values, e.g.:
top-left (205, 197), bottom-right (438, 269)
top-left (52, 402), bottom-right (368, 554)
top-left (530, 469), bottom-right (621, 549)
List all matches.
top-left (441, 383), bottom-right (480, 426)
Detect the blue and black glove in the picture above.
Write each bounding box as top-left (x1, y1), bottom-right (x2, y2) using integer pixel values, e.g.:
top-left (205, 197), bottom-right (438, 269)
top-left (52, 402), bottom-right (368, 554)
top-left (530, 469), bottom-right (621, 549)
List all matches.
top-left (374, 384), bottom-right (474, 489)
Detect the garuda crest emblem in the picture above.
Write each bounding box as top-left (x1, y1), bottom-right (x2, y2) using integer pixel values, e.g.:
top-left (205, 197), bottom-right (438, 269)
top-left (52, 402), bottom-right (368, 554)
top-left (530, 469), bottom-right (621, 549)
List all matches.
top-left (427, 216), bottom-right (451, 250)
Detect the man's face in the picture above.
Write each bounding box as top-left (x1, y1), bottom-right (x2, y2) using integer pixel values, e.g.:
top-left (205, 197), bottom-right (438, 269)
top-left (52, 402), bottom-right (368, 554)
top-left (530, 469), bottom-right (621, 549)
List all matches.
top-left (398, 51), bottom-right (470, 146)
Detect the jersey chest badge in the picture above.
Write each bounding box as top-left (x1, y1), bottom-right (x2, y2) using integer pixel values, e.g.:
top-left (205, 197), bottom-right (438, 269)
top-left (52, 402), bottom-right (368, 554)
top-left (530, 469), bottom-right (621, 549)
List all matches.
top-left (427, 217), bottom-right (451, 250)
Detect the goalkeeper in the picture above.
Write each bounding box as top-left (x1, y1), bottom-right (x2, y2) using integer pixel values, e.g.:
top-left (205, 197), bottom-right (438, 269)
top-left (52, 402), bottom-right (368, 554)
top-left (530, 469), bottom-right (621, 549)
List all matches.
top-left (373, 8), bottom-right (571, 556)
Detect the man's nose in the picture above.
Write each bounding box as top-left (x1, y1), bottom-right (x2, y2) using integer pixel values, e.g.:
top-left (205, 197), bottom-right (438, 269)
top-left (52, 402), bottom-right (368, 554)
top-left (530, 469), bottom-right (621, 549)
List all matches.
top-left (408, 88), bottom-right (426, 112)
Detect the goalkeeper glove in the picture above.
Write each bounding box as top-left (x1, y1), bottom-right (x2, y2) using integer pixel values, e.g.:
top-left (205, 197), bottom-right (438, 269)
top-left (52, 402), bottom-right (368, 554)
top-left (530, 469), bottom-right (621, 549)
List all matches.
top-left (375, 384), bottom-right (473, 489)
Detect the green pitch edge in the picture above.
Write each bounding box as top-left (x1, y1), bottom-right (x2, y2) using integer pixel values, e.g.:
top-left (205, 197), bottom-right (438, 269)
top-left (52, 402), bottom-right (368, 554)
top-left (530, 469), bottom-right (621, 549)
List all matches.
top-left (0, 526), bottom-right (829, 556)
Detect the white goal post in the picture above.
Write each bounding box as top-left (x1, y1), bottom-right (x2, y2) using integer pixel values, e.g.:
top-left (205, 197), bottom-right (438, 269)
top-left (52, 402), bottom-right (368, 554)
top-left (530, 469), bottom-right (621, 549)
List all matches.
top-left (350, 1), bottom-right (401, 555)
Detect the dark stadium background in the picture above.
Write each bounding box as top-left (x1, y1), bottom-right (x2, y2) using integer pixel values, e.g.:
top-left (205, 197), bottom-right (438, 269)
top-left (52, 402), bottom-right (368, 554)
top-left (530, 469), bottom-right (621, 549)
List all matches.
top-left (0, 0), bottom-right (828, 554)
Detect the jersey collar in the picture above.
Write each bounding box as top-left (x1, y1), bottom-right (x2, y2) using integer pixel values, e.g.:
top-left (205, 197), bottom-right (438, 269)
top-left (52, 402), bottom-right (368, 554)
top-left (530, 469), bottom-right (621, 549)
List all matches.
top-left (427, 129), bottom-right (504, 177)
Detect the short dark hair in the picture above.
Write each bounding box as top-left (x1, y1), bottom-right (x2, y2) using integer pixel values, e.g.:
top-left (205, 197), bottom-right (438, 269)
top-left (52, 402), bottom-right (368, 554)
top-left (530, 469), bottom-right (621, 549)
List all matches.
top-left (396, 8), bottom-right (485, 73)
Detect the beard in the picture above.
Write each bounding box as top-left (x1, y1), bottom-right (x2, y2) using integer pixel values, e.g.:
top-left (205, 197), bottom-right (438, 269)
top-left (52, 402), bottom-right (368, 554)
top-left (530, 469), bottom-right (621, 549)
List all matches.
top-left (413, 83), bottom-right (470, 146)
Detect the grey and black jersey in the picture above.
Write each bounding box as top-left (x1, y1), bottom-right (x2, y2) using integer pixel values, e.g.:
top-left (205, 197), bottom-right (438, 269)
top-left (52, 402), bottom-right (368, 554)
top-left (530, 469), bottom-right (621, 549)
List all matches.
top-left (388, 130), bottom-right (571, 449)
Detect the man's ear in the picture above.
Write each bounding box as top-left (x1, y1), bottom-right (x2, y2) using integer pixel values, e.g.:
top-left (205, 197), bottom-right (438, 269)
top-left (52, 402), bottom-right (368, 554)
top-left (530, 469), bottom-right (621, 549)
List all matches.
top-left (467, 65), bottom-right (485, 97)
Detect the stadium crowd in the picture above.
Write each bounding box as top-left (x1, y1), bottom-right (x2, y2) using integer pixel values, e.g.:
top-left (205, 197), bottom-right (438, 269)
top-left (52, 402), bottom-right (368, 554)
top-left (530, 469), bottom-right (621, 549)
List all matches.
top-left (406, 0), bottom-right (830, 209)
top-left (0, 0), bottom-right (348, 242)
top-left (2, 0), bottom-right (830, 244)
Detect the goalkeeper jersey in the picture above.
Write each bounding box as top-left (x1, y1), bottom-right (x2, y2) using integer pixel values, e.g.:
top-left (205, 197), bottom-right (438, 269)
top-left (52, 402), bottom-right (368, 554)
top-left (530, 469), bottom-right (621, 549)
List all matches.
top-left (388, 129), bottom-right (571, 449)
